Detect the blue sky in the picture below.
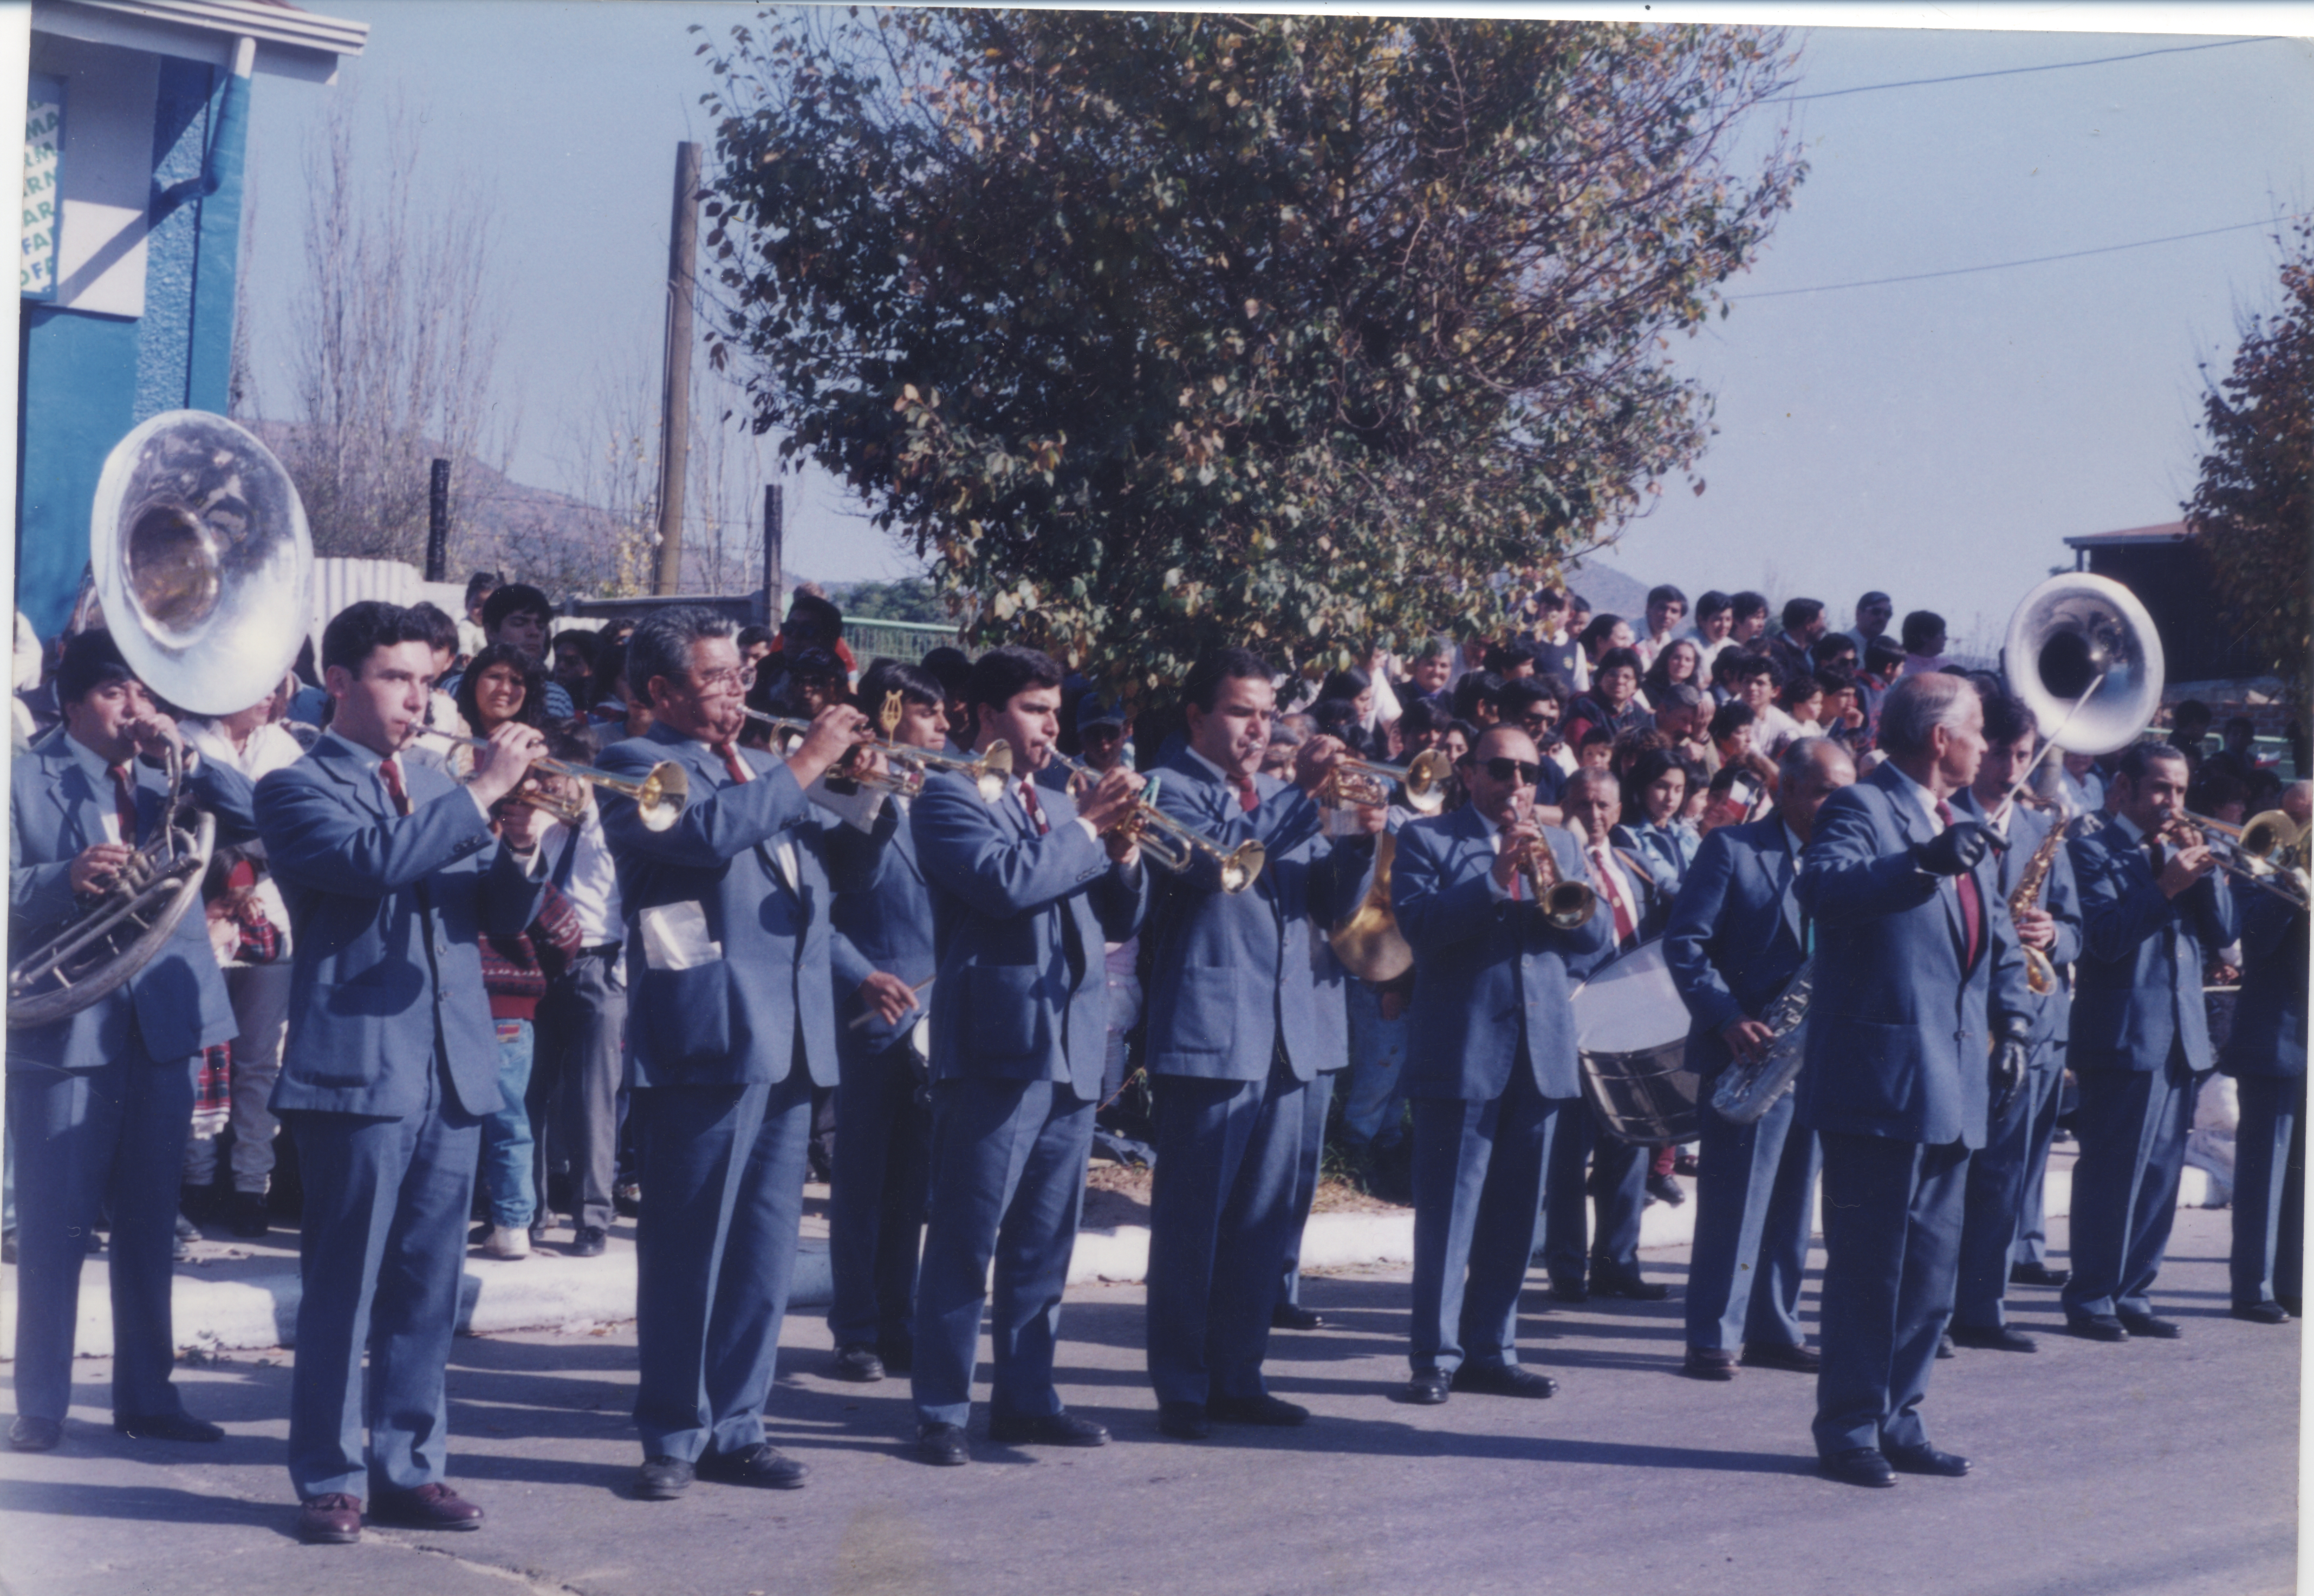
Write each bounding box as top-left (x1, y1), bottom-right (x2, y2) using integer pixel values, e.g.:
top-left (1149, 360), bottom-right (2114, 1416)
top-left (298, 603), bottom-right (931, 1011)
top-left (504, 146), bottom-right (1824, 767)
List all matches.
top-left (237, 6), bottom-right (2314, 642)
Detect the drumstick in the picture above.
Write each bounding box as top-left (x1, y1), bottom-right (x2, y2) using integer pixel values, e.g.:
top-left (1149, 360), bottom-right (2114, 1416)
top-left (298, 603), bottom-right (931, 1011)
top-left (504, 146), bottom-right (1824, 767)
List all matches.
top-left (848, 975), bottom-right (934, 1029)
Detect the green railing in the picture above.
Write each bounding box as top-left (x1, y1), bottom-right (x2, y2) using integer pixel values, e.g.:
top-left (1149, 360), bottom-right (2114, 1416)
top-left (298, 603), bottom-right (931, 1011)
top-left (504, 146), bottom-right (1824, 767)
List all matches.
top-left (847, 617), bottom-right (970, 667)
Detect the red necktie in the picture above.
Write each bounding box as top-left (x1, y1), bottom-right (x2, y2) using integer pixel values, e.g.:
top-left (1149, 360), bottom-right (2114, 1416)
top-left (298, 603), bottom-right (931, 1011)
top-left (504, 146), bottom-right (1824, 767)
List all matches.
top-left (1019, 781), bottom-right (1050, 836)
top-left (377, 756), bottom-right (412, 817)
top-left (1230, 773), bottom-right (1258, 814)
top-left (713, 741), bottom-right (751, 785)
top-left (1592, 846), bottom-right (1637, 943)
top-left (108, 764), bottom-right (139, 845)
top-left (1935, 798), bottom-right (1982, 968)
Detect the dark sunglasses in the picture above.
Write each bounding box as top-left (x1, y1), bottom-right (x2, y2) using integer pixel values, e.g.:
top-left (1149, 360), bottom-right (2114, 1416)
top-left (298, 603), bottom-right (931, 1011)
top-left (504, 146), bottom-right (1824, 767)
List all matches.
top-left (1481, 757), bottom-right (1545, 786)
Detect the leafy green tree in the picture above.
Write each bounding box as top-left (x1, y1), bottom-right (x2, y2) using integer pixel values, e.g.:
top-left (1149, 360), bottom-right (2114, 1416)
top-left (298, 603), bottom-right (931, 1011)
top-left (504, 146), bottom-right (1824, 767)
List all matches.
top-left (838, 575), bottom-right (951, 625)
top-left (699, 11), bottom-right (1803, 703)
top-left (2186, 218), bottom-right (2313, 729)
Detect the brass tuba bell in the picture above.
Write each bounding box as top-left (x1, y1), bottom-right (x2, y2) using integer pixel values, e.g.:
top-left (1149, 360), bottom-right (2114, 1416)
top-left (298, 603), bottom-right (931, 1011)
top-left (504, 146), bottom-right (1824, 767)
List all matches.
top-left (2002, 572), bottom-right (2165, 758)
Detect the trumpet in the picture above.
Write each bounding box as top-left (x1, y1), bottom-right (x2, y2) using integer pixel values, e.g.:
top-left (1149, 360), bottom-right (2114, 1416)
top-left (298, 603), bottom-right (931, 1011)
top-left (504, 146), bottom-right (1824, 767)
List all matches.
top-left (740, 707), bottom-right (1013, 802)
top-left (1322, 750), bottom-right (1453, 816)
top-left (2180, 809), bottom-right (2311, 909)
top-left (417, 730), bottom-right (688, 832)
top-left (1045, 751), bottom-right (1267, 893)
top-left (1518, 832), bottom-right (1598, 931)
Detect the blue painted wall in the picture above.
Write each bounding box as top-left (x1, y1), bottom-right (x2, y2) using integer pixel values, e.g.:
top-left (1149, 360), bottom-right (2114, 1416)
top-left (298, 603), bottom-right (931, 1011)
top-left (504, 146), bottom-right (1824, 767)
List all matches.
top-left (17, 306), bottom-right (141, 636)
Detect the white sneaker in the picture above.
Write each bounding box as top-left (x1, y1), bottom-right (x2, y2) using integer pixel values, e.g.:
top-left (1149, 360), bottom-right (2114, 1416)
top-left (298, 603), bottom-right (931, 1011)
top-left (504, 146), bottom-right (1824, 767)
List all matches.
top-left (483, 1224), bottom-right (531, 1260)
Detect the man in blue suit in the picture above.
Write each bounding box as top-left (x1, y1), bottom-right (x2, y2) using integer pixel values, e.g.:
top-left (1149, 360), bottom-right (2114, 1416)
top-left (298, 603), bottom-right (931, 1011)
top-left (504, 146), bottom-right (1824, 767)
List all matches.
top-left (822, 660), bottom-right (949, 1383)
top-left (1663, 737), bottom-right (1854, 1382)
top-left (257, 602), bottom-right (547, 1543)
top-left (592, 608), bottom-right (868, 1501)
top-left (2060, 742), bottom-right (2238, 1341)
top-left (8, 631), bottom-right (258, 1455)
top-left (1140, 647), bottom-right (1372, 1439)
top-left (1951, 692), bottom-right (2084, 1352)
top-left (1795, 671), bottom-right (2032, 1488)
top-left (2218, 781), bottom-right (2308, 1324)
top-left (1394, 725), bottom-right (1613, 1404)
top-left (909, 647), bottom-right (1149, 1465)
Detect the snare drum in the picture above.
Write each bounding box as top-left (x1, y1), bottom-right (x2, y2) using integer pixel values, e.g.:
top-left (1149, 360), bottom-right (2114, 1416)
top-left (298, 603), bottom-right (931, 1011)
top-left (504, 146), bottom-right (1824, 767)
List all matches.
top-left (1568, 937), bottom-right (1701, 1145)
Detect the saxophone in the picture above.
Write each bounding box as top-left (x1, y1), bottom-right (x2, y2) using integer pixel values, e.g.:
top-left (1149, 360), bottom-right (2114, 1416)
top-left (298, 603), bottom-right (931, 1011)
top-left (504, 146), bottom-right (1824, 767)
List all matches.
top-left (1710, 960), bottom-right (1812, 1126)
top-left (2007, 817), bottom-right (2067, 997)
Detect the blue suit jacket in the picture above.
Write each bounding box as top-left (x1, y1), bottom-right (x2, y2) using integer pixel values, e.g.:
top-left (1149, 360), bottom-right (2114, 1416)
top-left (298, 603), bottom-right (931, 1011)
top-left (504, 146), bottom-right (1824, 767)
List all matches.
top-left (258, 735), bottom-right (541, 1118)
top-left (912, 768), bottom-right (1149, 1100)
top-left (1661, 817), bottom-right (1808, 1084)
top-left (824, 796), bottom-right (937, 1053)
top-left (1392, 805), bottom-right (1614, 1102)
top-left (2068, 818), bottom-right (2237, 1073)
top-left (2218, 893), bottom-right (2308, 1079)
top-left (1140, 749), bottom-right (1368, 1084)
top-left (1792, 761), bottom-right (2029, 1149)
top-left (596, 725), bottom-right (839, 1091)
top-left (9, 730), bottom-right (257, 1070)
top-left (1991, 803), bottom-right (2083, 1048)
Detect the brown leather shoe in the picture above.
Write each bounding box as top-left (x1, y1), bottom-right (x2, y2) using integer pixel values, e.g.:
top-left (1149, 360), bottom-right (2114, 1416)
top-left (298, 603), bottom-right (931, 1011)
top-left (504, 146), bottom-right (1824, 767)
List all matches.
top-left (296, 1493), bottom-right (363, 1545)
top-left (1681, 1347), bottom-right (1739, 1380)
top-left (368, 1482), bottom-right (484, 1531)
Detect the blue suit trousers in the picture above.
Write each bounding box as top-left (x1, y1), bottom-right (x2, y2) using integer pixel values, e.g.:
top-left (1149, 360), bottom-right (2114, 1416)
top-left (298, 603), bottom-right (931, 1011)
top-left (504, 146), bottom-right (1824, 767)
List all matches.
top-left (1408, 1063), bottom-right (1567, 1374)
top-left (631, 1071), bottom-right (812, 1461)
top-left (2010, 1048), bottom-right (2069, 1269)
top-left (1146, 1059), bottom-right (1306, 1407)
top-left (826, 1039), bottom-right (931, 1353)
top-left (8, 1044), bottom-right (194, 1426)
top-left (2062, 1047), bottom-right (2196, 1323)
top-left (1813, 1131), bottom-right (1969, 1457)
top-left (1954, 1041), bottom-right (2062, 1330)
top-left (1278, 1071), bottom-right (1337, 1310)
top-left (1541, 1108), bottom-right (1646, 1282)
top-left (2230, 1074), bottom-right (2304, 1308)
top-left (912, 1079), bottom-right (1094, 1429)
top-left (1683, 1091), bottom-right (1818, 1354)
top-left (283, 1057), bottom-right (482, 1498)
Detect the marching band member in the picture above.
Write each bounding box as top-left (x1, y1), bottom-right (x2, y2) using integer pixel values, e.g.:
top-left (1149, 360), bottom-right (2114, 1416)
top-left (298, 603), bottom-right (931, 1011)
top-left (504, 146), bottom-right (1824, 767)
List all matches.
top-left (1140, 647), bottom-right (1372, 1439)
top-left (1950, 694), bottom-right (2082, 1352)
top-left (2219, 781), bottom-right (2309, 1324)
top-left (2061, 743), bottom-right (2237, 1341)
top-left (1794, 672), bottom-right (2031, 1487)
top-left (594, 608), bottom-right (867, 1501)
top-left (1664, 737), bottom-right (1853, 1380)
top-left (258, 603), bottom-right (544, 1541)
top-left (1394, 725), bottom-right (1611, 1404)
top-left (8, 632), bottom-right (258, 1456)
top-left (908, 647), bottom-right (1149, 1465)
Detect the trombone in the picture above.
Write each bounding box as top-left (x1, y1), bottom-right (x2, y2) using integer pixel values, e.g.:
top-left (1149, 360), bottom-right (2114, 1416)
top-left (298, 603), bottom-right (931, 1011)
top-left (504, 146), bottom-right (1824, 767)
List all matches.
top-left (417, 730), bottom-right (688, 832)
top-left (740, 706), bottom-right (1013, 802)
top-left (2178, 809), bottom-right (2311, 909)
top-left (1045, 751), bottom-right (1267, 893)
top-left (1322, 750), bottom-right (1453, 816)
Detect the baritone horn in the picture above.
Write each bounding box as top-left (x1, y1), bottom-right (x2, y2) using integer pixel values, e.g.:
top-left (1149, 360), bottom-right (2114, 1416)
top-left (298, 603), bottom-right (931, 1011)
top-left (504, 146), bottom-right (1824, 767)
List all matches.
top-left (1323, 750), bottom-right (1452, 816)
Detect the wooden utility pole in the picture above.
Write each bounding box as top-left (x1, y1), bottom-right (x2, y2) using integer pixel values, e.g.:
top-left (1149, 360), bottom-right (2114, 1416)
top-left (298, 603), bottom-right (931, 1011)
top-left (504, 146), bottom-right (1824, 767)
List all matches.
top-left (424, 458), bottom-right (450, 581)
top-left (652, 141), bottom-right (702, 596)
top-left (762, 484), bottom-right (785, 625)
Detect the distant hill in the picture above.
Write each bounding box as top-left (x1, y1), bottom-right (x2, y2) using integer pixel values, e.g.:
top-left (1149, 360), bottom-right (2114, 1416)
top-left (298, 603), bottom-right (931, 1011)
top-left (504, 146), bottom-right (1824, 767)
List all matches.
top-left (1558, 562), bottom-right (1656, 623)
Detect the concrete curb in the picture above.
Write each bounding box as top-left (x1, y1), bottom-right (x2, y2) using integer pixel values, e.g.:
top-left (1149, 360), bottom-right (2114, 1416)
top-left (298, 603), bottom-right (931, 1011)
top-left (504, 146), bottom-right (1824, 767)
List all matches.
top-left (0, 1149), bottom-right (2212, 1359)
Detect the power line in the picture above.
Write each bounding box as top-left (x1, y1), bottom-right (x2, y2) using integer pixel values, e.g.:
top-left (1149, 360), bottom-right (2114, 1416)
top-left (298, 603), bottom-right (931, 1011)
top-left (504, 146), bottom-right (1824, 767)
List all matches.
top-left (1784, 35), bottom-right (2282, 102)
top-left (1732, 211), bottom-right (2308, 301)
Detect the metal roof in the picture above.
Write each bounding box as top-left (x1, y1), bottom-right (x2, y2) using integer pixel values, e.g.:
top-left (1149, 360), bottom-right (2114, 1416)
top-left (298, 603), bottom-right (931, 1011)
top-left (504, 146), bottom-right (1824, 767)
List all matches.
top-left (35, 0), bottom-right (366, 76)
top-left (2062, 520), bottom-right (2192, 550)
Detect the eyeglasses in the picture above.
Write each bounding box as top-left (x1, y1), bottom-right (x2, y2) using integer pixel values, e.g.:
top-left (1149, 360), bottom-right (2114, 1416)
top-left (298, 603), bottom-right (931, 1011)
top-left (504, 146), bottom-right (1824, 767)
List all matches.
top-left (1481, 757), bottom-right (1545, 786)
top-left (690, 664), bottom-right (759, 695)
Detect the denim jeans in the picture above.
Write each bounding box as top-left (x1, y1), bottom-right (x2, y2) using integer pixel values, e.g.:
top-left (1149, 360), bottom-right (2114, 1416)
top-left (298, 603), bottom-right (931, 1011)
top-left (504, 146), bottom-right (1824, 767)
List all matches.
top-left (1339, 981), bottom-right (1410, 1148)
top-left (480, 1018), bottom-right (536, 1229)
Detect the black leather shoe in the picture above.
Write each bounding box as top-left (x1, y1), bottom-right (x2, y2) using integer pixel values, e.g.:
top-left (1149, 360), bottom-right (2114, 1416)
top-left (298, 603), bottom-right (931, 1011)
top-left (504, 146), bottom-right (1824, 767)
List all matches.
top-left (1271, 1302), bottom-right (1325, 1331)
top-left (987, 1410), bottom-right (1108, 1448)
top-left (830, 1344), bottom-right (886, 1383)
top-left (9, 1416), bottom-right (62, 1452)
top-left (877, 1340), bottom-right (915, 1374)
top-left (2279, 1295), bottom-right (2303, 1317)
top-left (916, 1423), bottom-right (969, 1466)
top-left (1819, 1447), bottom-right (1897, 1488)
top-left (1948, 1324), bottom-right (2038, 1353)
top-left (1451, 1362), bottom-right (1558, 1399)
top-left (2066, 1313), bottom-right (2130, 1343)
top-left (2116, 1311), bottom-right (2181, 1340)
top-left (296, 1493), bottom-right (363, 1545)
top-left (1740, 1341), bottom-right (1821, 1373)
top-left (369, 1482), bottom-right (485, 1529)
top-left (697, 1442), bottom-right (808, 1488)
top-left (1209, 1394), bottom-right (1309, 1426)
top-left (113, 1411), bottom-right (224, 1443)
top-left (635, 1456), bottom-right (693, 1499)
top-left (1157, 1402), bottom-right (1211, 1439)
top-left (1644, 1172), bottom-right (1687, 1207)
top-left (1401, 1371), bottom-right (1451, 1405)
top-left (1936, 1332), bottom-right (1956, 1358)
top-left (1884, 1443), bottom-right (1971, 1477)
top-left (1549, 1276), bottom-right (1589, 1304)
top-left (2232, 1300), bottom-right (2292, 1325)
top-left (568, 1224), bottom-right (608, 1258)
top-left (1591, 1268), bottom-right (1669, 1302)
top-left (2009, 1260), bottom-right (2070, 1288)
top-left (1681, 1347), bottom-right (1738, 1381)
top-left (226, 1190), bottom-right (271, 1240)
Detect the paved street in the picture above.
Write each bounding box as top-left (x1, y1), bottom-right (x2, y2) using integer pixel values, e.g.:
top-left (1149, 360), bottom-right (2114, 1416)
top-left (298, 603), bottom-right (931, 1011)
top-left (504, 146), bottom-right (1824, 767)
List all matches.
top-left (0, 1206), bottom-right (2296, 1596)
